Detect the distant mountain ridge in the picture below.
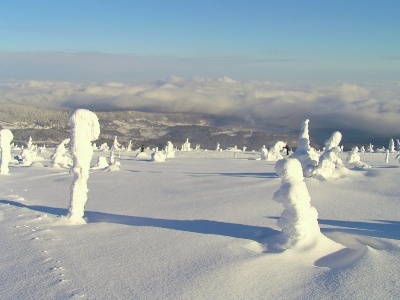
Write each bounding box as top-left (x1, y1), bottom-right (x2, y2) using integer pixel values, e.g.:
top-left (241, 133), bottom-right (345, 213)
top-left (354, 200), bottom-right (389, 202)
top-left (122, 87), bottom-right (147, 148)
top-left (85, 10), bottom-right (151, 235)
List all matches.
top-left (0, 103), bottom-right (391, 150)
top-left (0, 103), bottom-right (300, 150)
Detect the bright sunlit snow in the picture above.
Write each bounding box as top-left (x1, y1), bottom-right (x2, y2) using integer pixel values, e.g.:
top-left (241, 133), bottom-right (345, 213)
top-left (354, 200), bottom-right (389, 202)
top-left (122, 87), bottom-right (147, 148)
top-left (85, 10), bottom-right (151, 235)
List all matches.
top-left (1, 145), bottom-right (400, 299)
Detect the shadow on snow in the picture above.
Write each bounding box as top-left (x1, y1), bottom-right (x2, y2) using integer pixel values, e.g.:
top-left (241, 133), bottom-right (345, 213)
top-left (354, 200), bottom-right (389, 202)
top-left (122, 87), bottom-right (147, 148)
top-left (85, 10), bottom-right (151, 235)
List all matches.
top-left (0, 199), bottom-right (279, 242)
top-left (268, 216), bottom-right (400, 241)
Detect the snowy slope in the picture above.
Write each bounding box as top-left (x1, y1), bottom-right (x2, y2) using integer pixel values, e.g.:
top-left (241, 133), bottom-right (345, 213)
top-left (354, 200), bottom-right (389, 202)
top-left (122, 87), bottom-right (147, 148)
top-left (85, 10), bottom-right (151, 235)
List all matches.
top-left (1, 150), bottom-right (400, 299)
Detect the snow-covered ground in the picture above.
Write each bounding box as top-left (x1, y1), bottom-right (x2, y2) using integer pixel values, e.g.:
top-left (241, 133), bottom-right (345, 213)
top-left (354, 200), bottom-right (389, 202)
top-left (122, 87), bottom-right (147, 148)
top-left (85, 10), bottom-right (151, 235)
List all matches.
top-left (1, 149), bottom-right (400, 299)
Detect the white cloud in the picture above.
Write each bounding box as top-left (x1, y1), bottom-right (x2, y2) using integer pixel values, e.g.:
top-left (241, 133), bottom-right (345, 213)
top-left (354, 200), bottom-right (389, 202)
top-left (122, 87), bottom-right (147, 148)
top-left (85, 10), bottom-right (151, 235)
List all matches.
top-left (1, 77), bottom-right (400, 137)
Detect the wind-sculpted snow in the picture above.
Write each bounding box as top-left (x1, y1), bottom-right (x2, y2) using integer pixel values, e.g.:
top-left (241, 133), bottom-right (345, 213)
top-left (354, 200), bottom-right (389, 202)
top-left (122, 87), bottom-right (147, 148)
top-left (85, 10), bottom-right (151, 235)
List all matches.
top-left (1, 149), bottom-right (400, 299)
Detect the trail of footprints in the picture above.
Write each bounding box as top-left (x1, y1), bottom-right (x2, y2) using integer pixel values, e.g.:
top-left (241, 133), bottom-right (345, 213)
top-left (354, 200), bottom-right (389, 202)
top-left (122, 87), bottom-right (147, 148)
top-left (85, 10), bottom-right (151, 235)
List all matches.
top-left (1, 197), bottom-right (86, 299)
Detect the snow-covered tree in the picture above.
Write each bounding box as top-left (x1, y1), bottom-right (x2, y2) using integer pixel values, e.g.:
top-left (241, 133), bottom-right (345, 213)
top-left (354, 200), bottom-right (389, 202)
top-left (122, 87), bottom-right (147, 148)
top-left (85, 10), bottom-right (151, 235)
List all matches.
top-left (273, 158), bottom-right (321, 249)
top-left (166, 141), bottom-right (175, 158)
top-left (388, 139), bottom-right (395, 153)
top-left (181, 138), bottom-right (191, 151)
top-left (260, 145), bottom-right (268, 160)
top-left (366, 143), bottom-right (374, 153)
top-left (109, 136), bottom-right (121, 165)
top-left (0, 129), bottom-right (13, 174)
top-left (126, 140), bottom-right (133, 152)
top-left (397, 139), bottom-right (400, 151)
top-left (111, 136), bottom-right (121, 151)
top-left (216, 143), bottom-right (220, 151)
top-left (243, 146), bottom-right (247, 152)
top-left (50, 138), bottom-right (72, 168)
top-left (289, 119), bottom-right (320, 176)
top-left (267, 141), bottom-right (286, 161)
top-left (314, 131), bottom-right (346, 178)
top-left (16, 149), bottom-right (33, 165)
top-left (27, 136), bottom-right (33, 151)
top-left (67, 109), bottom-right (100, 224)
top-left (360, 146), bottom-right (366, 154)
top-left (346, 146), bottom-right (370, 169)
top-left (91, 156), bottom-right (109, 170)
top-left (151, 150), bottom-right (167, 162)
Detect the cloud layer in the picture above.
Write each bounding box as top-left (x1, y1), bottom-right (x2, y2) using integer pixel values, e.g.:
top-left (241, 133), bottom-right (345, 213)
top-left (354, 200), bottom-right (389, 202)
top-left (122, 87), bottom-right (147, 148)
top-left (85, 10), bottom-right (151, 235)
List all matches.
top-left (1, 77), bottom-right (400, 137)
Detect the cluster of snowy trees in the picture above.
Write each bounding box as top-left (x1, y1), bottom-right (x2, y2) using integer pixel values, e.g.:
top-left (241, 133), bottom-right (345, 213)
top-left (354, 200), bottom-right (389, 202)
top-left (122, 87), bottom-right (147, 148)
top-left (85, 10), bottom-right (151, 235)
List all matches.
top-left (2, 110), bottom-right (400, 251)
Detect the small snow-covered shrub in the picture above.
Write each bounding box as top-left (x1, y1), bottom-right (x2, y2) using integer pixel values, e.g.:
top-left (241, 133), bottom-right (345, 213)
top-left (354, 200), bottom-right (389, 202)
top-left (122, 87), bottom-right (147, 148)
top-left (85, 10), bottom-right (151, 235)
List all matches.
top-left (50, 138), bottom-right (72, 168)
top-left (91, 156), bottom-right (109, 170)
top-left (346, 146), bottom-right (371, 169)
top-left (151, 151), bottom-right (167, 162)
top-left (260, 145), bottom-right (268, 160)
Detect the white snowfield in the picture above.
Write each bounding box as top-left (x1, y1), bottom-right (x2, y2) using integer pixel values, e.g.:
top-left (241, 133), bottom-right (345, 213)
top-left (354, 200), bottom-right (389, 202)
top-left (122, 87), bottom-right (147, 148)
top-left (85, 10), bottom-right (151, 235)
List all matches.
top-left (1, 149), bottom-right (400, 299)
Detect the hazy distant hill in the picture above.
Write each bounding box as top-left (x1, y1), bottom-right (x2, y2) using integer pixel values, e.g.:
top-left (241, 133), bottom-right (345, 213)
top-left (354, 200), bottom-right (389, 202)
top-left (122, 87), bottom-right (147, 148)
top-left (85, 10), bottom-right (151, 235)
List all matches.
top-left (0, 103), bottom-right (301, 150)
top-left (0, 103), bottom-right (391, 150)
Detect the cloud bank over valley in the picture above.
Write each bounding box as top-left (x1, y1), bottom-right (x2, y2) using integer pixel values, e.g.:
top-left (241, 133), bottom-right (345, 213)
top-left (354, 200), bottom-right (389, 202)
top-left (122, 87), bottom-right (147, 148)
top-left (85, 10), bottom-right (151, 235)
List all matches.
top-left (1, 77), bottom-right (399, 138)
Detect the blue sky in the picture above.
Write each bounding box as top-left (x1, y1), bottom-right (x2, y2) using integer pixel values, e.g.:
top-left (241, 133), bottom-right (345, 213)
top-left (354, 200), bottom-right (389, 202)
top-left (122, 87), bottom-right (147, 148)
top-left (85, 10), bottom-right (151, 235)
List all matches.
top-left (1, 0), bottom-right (399, 82)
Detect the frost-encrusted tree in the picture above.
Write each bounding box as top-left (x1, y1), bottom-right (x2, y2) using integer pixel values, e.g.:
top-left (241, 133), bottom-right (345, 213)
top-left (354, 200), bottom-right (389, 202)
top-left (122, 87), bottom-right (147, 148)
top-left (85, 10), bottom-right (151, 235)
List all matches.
top-left (366, 143), bottom-right (374, 153)
top-left (126, 140), bottom-right (133, 152)
top-left (17, 148), bottom-right (33, 165)
top-left (388, 139), bottom-right (395, 153)
top-left (314, 131), bottom-right (346, 178)
top-left (360, 146), bottom-right (366, 154)
top-left (181, 138), bottom-right (191, 151)
top-left (267, 141), bottom-right (286, 161)
top-left (260, 145), bottom-right (268, 160)
top-left (166, 141), bottom-right (175, 158)
top-left (346, 146), bottom-right (370, 169)
top-left (91, 156), bottom-right (109, 170)
top-left (289, 119), bottom-right (320, 176)
top-left (50, 138), bottom-right (72, 168)
top-left (397, 139), bottom-right (400, 151)
top-left (151, 150), bottom-right (167, 162)
top-left (273, 158), bottom-right (321, 249)
top-left (0, 129), bottom-right (13, 174)
top-left (216, 143), bottom-right (220, 151)
top-left (109, 136), bottom-right (121, 165)
top-left (67, 109), bottom-right (100, 224)
top-left (27, 136), bottom-right (34, 151)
